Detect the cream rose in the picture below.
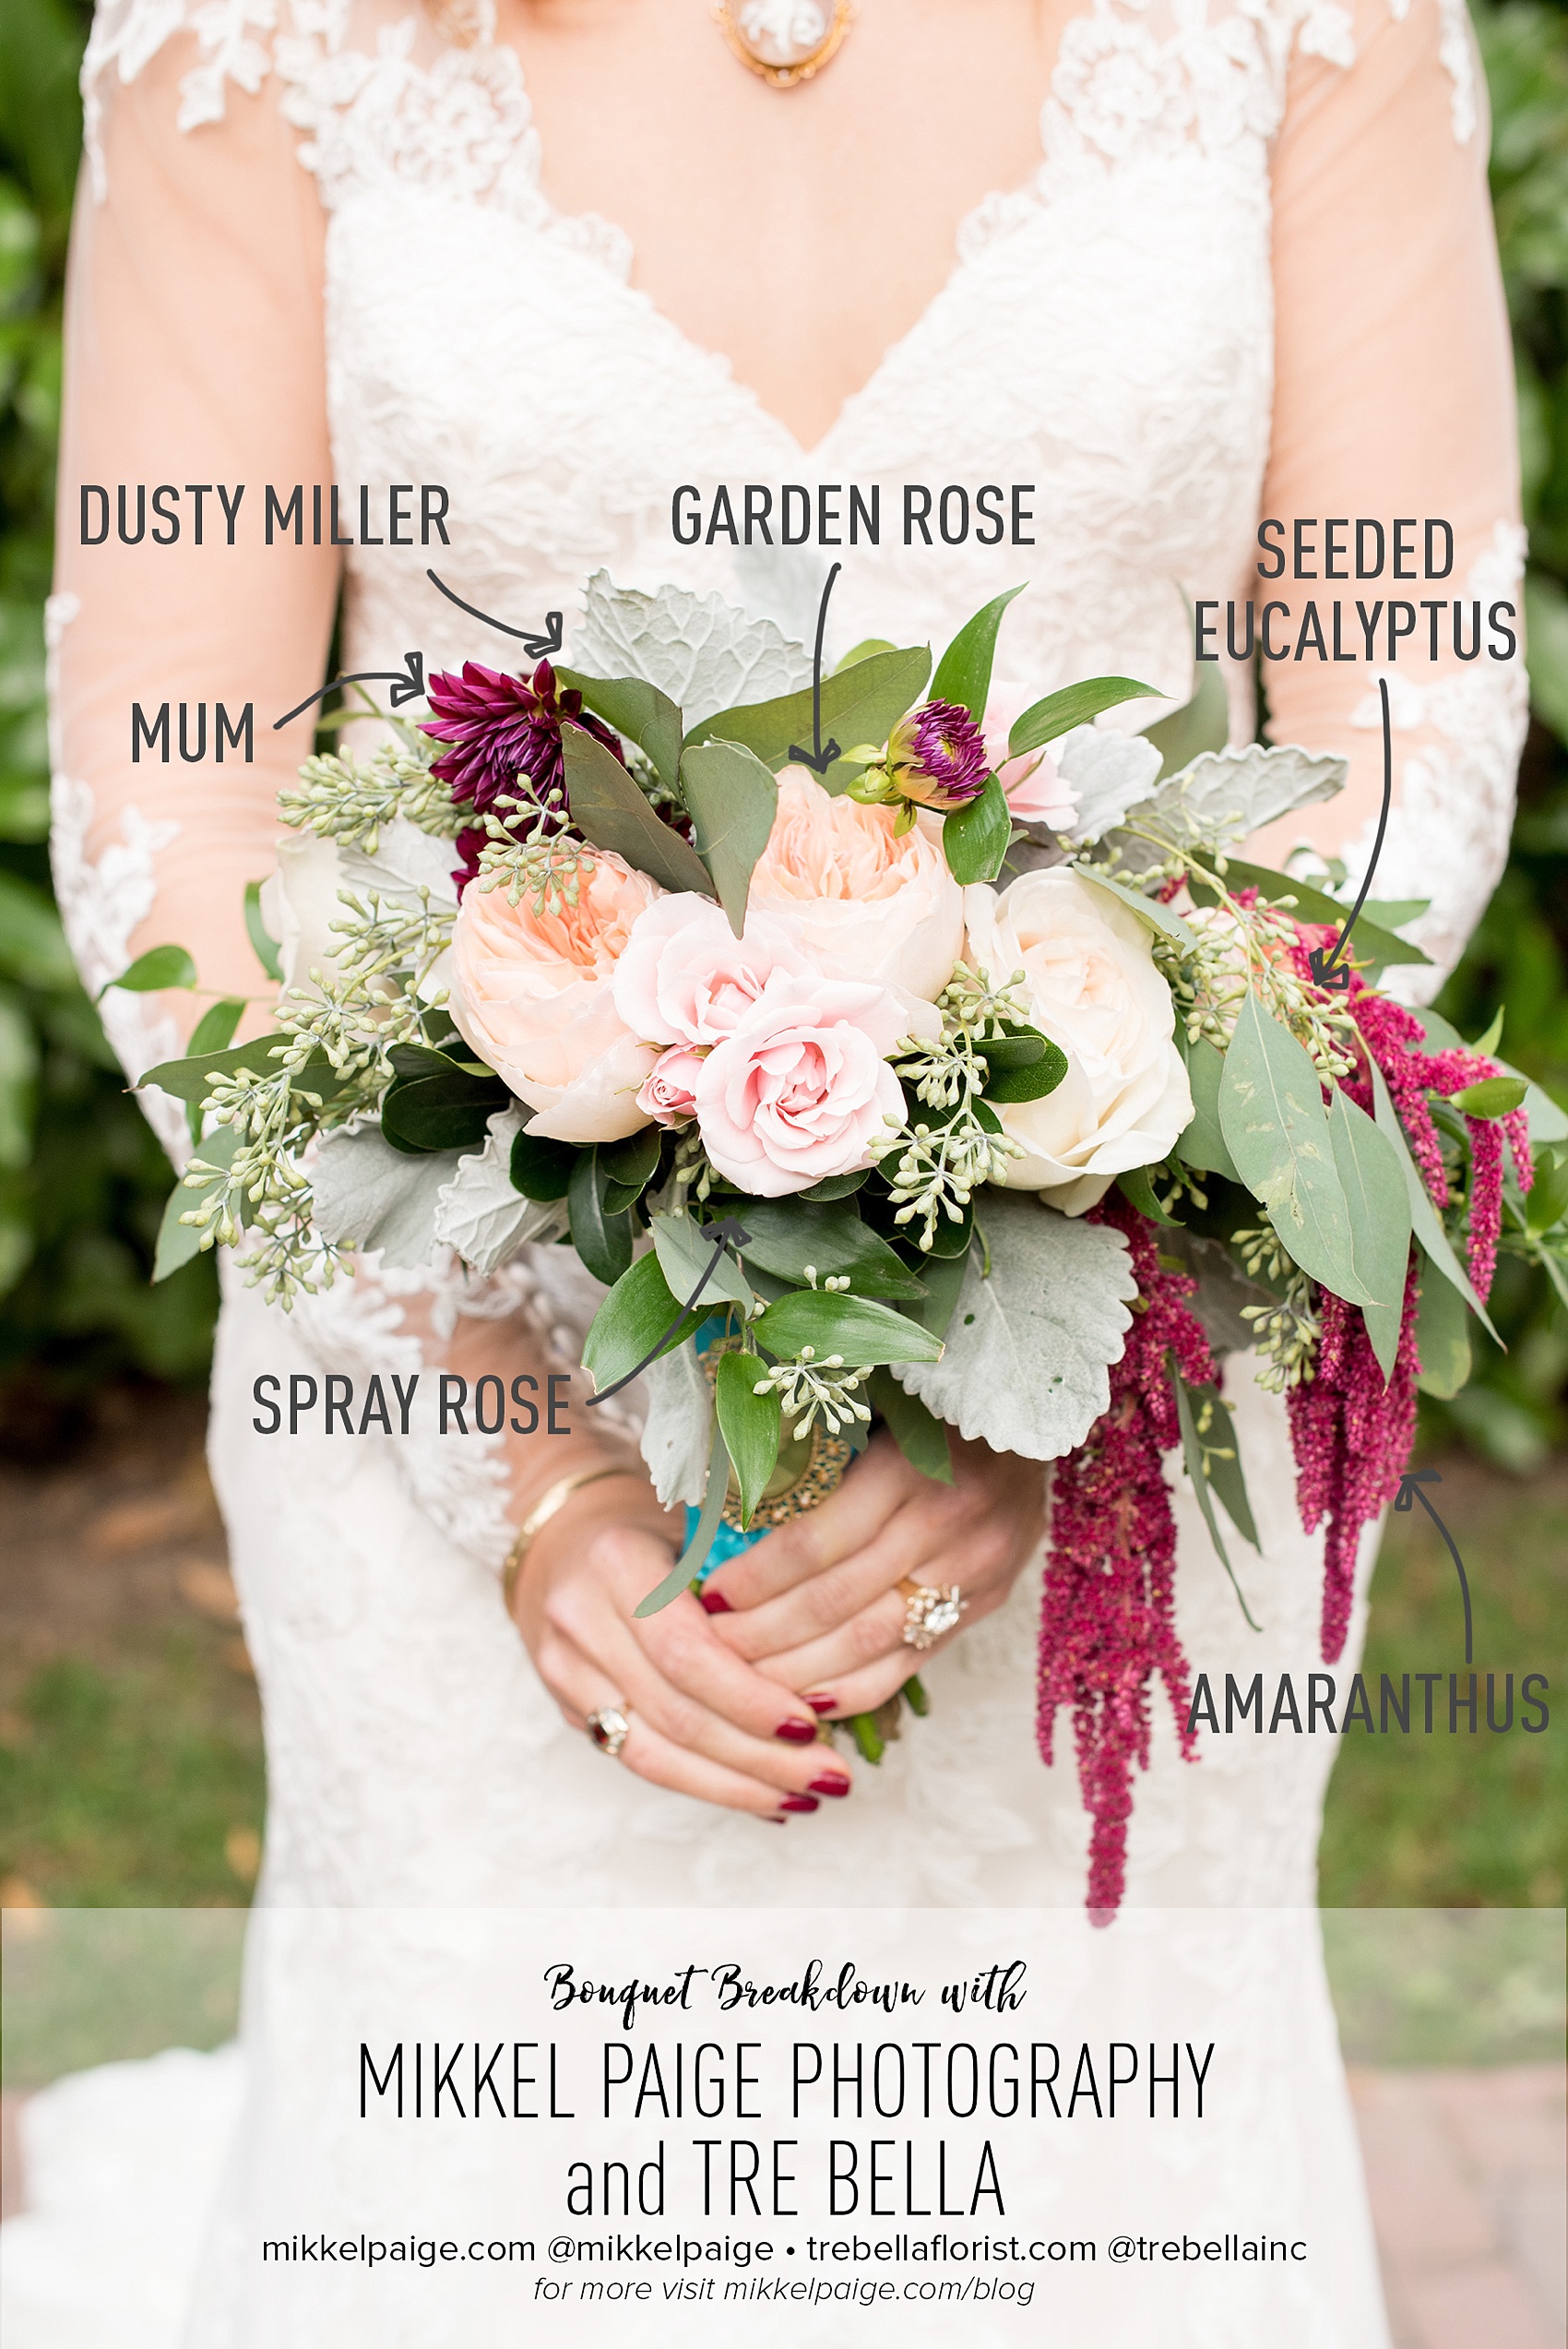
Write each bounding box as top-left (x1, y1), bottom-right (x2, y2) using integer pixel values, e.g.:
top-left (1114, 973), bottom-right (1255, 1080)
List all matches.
top-left (695, 974), bottom-right (909, 1198)
top-left (447, 850), bottom-right (663, 1143)
top-left (963, 869), bottom-right (1193, 1215)
top-left (745, 769), bottom-right (964, 1007)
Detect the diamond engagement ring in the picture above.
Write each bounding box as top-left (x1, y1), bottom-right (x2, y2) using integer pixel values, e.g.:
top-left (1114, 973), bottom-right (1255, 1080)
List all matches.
top-left (897, 1579), bottom-right (965, 1651)
top-left (586, 1705), bottom-right (632, 1759)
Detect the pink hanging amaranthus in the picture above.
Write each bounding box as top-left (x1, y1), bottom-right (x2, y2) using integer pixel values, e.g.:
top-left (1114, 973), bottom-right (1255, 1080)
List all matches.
top-left (1036, 1197), bottom-right (1215, 1920)
top-left (1277, 936), bottom-right (1532, 1663)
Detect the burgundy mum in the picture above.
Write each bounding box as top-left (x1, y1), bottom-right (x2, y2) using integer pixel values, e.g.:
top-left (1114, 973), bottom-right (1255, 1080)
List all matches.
top-left (421, 658), bottom-right (623, 889)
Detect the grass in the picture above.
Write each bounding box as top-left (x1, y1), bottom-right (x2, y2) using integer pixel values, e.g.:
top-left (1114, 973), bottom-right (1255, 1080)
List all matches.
top-left (0, 1634), bottom-right (265, 1908)
top-left (1319, 1456), bottom-right (1568, 1908)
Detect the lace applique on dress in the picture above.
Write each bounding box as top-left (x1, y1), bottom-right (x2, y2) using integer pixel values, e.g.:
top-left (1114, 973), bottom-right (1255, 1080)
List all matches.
top-left (45, 590), bottom-right (188, 1158)
top-left (1342, 520), bottom-right (1529, 1000)
top-left (81, 0), bottom-right (281, 197)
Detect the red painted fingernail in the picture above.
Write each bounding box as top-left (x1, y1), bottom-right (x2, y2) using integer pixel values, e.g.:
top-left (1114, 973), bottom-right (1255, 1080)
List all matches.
top-left (805, 1694), bottom-right (837, 1713)
top-left (775, 1719), bottom-right (817, 1745)
top-left (778, 1795), bottom-right (819, 1814)
top-left (809, 1772), bottom-right (851, 1798)
top-left (698, 1589), bottom-right (731, 1615)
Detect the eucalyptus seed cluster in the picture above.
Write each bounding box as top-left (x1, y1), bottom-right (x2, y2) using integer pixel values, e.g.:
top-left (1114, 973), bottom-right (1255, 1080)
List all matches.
top-left (472, 787), bottom-right (592, 917)
top-left (1240, 1275), bottom-right (1321, 1392)
top-left (881, 962), bottom-right (1028, 1249)
top-left (279, 738), bottom-right (461, 849)
top-left (751, 1348), bottom-right (872, 1438)
top-left (175, 884), bottom-right (456, 1305)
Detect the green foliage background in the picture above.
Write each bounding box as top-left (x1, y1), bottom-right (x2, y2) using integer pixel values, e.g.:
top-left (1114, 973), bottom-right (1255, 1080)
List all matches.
top-left (0, 0), bottom-right (1565, 1452)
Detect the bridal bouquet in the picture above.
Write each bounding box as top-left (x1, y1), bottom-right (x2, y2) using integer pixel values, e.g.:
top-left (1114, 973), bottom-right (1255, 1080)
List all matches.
top-left (133, 575), bottom-right (1568, 1911)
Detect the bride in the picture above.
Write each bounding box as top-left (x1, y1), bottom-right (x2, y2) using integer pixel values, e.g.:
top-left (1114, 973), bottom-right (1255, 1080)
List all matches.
top-left (23, 0), bottom-right (1524, 2339)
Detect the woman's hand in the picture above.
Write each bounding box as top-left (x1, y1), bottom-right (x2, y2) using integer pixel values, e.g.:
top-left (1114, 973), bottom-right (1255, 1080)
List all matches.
top-left (511, 1473), bottom-right (854, 1820)
top-left (695, 1431), bottom-right (1045, 1720)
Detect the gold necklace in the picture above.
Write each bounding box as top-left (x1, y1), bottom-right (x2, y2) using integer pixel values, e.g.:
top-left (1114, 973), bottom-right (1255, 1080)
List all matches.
top-left (713, 0), bottom-right (854, 87)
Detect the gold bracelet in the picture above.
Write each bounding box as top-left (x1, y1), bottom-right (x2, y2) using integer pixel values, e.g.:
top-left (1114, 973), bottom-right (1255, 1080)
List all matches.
top-left (501, 1465), bottom-right (639, 1610)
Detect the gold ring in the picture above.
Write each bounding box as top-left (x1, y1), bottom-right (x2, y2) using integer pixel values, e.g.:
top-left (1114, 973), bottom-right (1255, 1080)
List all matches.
top-left (585, 1704), bottom-right (632, 1759)
top-left (896, 1578), bottom-right (964, 1651)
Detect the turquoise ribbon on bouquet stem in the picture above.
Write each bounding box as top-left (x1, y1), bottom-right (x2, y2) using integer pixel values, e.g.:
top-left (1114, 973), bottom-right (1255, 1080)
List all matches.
top-left (634, 1417), bottom-right (731, 1619)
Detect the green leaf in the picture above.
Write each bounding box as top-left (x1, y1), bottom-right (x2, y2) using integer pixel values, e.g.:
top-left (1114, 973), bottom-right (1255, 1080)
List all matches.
top-left (99, 943), bottom-right (196, 998)
top-left (866, 1365), bottom-right (953, 1483)
top-left (187, 997), bottom-right (245, 1056)
top-left (381, 1045), bottom-right (509, 1153)
top-left (1218, 989), bottom-right (1362, 1302)
top-left (686, 646), bottom-right (932, 793)
top-left (583, 1249), bottom-right (704, 1392)
top-left (1075, 867), bottom-right (1200, 952)
top-left (715, 1349), bottom-right (782, 1527)
top-left (561, 722), bottom-right (716, 897)
top-left (1008, 675), bottom-right (1160, 761)
top-left (1367, 1055), bottom-right (1501, 1348)
top-left (1449, 1075), bottom-right (1528, 1118)
top-left (510, 1127), bottom-right (580, 1201)
top-left (980, 1030), bottom-right (1067, 1103)
top-left (929, 586), bottom-right (1025, 721)
top-left (1525, 1142), bottom-right (1568, 1236)
top-left (138, 1032), bottom-right (293, 1103)
top-left (1415, 1258), bottom-right (1472, 1400)
top-left (1171, 1365), bottom-right (1262, 1629)
top-left (1116, 1164), bottom-right (1180, 1225)
top-left (751, 1288), bottom-right (944, 1369)
top-left (649, 1209), bottom-right (754, 1313)
top-left (901, 1246), bottom-right (970, 1340)
top-left (244, 879), bottom-right (282, 983)
top-left (942, 772), bottom-right (1012, 884)
top-left (184, 998), bottom-right (245, 1140)
top-left (600, 1124), bottom-right (661, 1197)
top-left (153, 1127), bottom-right (240, 1280)
top-left (569, 1147), bottom-right (635, 1285)
top-left (801, 1169), bottom-right (870, 1200)
top-left (1469, 1007), bottom-right (1505, 1057)
top-left (556, 671), bottom-right (683, 792)
top-left (1140, 659), bottom-right (1230, 779)
top-left (679, 738), bottom-right (779, 937)
top-left (636, 1419), bottom-right (731, 1616)
top-left (1326, 1088), bottom-right (1412, 1380)
top-left (735, 1198), bottom-right (926, 1298)
top-left (1173, 1033), bottom-right (1240, 1181)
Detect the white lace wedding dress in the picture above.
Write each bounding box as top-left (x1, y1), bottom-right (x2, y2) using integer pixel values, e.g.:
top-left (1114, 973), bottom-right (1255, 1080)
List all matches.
top-left (3, 0), bottom-right (1526, 2341)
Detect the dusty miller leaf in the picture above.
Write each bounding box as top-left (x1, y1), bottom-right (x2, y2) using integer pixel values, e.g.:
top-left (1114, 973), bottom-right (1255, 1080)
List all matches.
top-left (311, 1123), bottom-right (461, 1269)
top-left (434, 1107), bottom-right (566, 1276)
top-left (1054, 725), bottom-right (1164, 844)
top-left (893, 1189), bottom-right (1137, 1460)
top-left (573, 571), bottom-right (811, 727)
top-left (638, 1341), bottom-right (714, 1507)
top-left (1146, 744), bottom-right (1345, 850)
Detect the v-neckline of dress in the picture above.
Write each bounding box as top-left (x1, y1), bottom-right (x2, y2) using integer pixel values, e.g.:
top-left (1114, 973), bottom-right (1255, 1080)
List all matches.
top-left (481, 16), bottom-right (1083, 463)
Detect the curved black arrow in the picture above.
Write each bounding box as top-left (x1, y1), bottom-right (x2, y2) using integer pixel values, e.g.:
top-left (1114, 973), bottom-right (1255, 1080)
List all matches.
top-left (788, 561), bottom-right (844, 775)
top-left (1309, 674), bottom-right (1393, 993)
top-left (273, 650), bottom-right (425, 731)
top-left (1394, 1467), bottom-right (1473, 1667)
top-left (585, 1216), bottom-right (751, 1409)
top-left (425, 569), bottom-right (563, 660)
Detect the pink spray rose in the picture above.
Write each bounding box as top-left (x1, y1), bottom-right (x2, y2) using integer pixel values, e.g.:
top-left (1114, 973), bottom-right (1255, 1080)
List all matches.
top-left (695, 975), bottom-right (909, 1198)
top-left (447, 850), bottom-right (663, 1143)
top-left (611, 895), bottom-right (811, 1047)
top-left (636, 1043), bottom-right (706, 1127)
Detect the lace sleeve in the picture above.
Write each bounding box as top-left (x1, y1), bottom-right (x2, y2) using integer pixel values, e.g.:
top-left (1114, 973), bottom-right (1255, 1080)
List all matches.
top-left (53, 18), bottom-right (339, 1153)
top-left (1248, 0), bottom-right (1527, 997)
